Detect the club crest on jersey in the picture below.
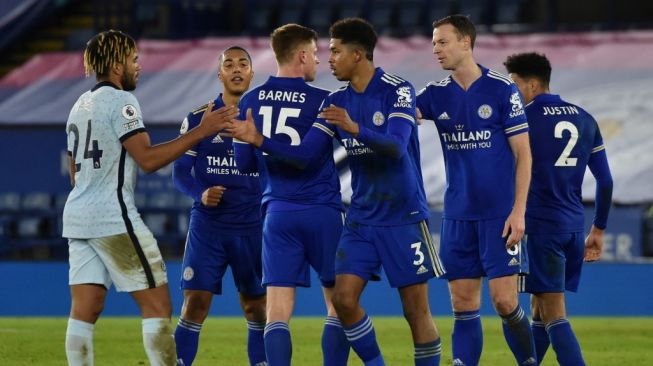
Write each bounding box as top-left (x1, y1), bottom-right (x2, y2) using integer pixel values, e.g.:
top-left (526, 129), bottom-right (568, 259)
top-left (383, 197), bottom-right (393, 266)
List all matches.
top-left (394, 86), bottom-right (412, 108)
top-left (121, 104), bottom-right (137, 120)
top-left (183, 266), bottom-right (194, 281)
top-left (179, 118), bottom-right (189, 134)
top-left (478, 104), bottom-right (492, 119)
top-left (372, 111), bottom-right (385, 126)
top-left (509, 92), bottom-right (525, 118)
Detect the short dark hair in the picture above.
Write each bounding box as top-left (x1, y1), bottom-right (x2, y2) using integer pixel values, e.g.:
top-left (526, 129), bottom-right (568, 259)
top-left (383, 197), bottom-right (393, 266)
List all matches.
top-left (84, 29), bottom-right (136, 78)
top-left (219, 46), bottom-right (252, 65)
top-left (504, 52), bottom-right (552, 87)
top-left (432, 14), bottom-right (476, 49)
top-left (329, 18), bottom-right (377, 61)
top-left (270, 24), bottom-right (318, 65)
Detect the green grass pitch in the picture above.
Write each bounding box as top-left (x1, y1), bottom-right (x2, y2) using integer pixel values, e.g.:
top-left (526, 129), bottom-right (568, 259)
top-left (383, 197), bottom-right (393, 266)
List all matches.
top-left (1, 316), bottom-right (651, 365)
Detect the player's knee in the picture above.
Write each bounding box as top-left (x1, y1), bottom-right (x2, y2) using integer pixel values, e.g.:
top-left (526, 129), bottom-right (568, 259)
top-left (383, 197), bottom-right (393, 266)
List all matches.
top-left (492, 293), bottom-right (518, 316)
top-left (241, 297), bottom-right (266, 322)
top-left (402, 304), bottom-right (429, 325)
top-left (332, 291), bottom-right (358, 316)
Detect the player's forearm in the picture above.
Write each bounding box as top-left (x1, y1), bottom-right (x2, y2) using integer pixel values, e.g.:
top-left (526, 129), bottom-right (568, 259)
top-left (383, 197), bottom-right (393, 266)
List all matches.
top-left (512, 145), bottom-right (531, 215)
top-left (356, 121), bottom-right (411, 159)
top-left (589, 151), bottom-right (613, 229)
top-left (172, 162), bottom-right (204, 201)
top-left (140, 128), bottom-right (206, 173)
top-left (233, 141), bottom-right (259, 173)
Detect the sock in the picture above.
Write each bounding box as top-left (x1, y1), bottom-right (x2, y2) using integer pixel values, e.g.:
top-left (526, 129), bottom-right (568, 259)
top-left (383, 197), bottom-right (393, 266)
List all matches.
top-left (452, 310), bottom-right (482, 366)
top-left (174, 318), bottom-right (202, 366)
top-left (322, 315), bottom-right (350, 366)
top-left (546, 319), bottom-right (585, 366)
top-left (343, 314), bottom-right (384, 366)
top-left (142, 317), bottom-right (177, 366)
top-left (500, 306), bottom-right (537, 365)
top-left (531, 316), bottom-right (550, 364)
top-left (247, 320), bottom-right (267, 366)
top-left (65, 318), bottom-right (94, 366)
top-left (414, 338), bottom-right (442, 366)
top-left (264, 321), bottom-right (291, 366)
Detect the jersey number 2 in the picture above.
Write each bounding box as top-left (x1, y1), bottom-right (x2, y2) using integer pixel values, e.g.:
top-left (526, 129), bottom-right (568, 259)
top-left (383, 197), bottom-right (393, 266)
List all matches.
top-left (554, 121), bottom-right (578, 167)
top-left (67, 119), bottom-right (104, 172)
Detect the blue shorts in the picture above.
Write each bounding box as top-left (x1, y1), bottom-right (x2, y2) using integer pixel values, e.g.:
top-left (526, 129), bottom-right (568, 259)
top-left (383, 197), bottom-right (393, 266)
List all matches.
top-left (180, 215), bottom-right (265, 297)
top-left (523, 232), bottom-right (584, 293)
top-left (440, 217), bottom-right (529, 280)
top-left (263, 206), bottom-right (343, 288)
top-left (335, 220), bottom-right (445, 288)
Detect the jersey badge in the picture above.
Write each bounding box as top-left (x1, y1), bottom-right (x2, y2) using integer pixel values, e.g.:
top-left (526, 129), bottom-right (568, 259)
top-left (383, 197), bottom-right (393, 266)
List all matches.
top-left (121, 104), bottom-right (138, 120)
top-left (183, 266), bottom-right (194, 281)
top-left (394, 86), bottom-right (412, 108)
top-left (179, 118), bottom-right (189, 134)
top-left (478, 104), bottom-right (493, 119)
top-left (372, 111), bottom-right (385, 126)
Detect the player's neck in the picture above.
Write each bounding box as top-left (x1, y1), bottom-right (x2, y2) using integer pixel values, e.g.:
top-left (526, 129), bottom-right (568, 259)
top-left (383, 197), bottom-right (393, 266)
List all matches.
top-left (221, 92), bottom-right (240, 107)
top-left (451, 58), bottom-right (482, 91)
top-left (350, 63), bottom-right (376, 93)
top-left (97, 75), bottom-right (123, 90)
top-left (277, 63), bottom-right (304, 79)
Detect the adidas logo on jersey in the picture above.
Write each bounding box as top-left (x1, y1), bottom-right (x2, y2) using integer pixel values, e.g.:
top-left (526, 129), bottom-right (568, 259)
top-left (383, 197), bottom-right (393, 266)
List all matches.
top-left (453, 359), bottom-right (466, 366)
top-left (437, 111), bottom-right (450, 120)
top-left (211, 135), bottom-right (224, 144)
top-left (508, 257), bottom-right (520, 266)
top-left (416, 265), bottom-right (428, 275)
top-left (522, 357), bottom-right (536, 365)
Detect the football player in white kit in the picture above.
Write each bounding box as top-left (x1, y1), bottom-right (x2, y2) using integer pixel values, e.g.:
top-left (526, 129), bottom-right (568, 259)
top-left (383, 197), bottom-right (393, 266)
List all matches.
top-left (62, 29), bottom-right (238, 366)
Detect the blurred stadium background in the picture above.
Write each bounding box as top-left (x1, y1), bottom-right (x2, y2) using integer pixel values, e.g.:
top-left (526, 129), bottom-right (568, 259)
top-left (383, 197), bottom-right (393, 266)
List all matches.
top-left (1, 0), bottom-right (652, 319)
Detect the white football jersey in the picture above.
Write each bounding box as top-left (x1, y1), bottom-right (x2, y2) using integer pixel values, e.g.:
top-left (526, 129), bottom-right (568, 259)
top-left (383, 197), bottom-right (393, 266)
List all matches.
top-left (63, 83), bottom-right (148, 238)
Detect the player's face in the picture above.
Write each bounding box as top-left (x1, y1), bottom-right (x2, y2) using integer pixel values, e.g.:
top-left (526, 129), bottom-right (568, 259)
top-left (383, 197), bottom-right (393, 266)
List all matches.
top-left (121, 49), bottom-right (140, 91)
top-left (301, 40), bottom-right (320, 82)
top-left (432, 24), bottom-right (469, 71)
top-left (509, 73), bottom-right (534, 104)
top-left (219, 49), bottom-right (253, 96)
top-left (328, 38), bottom-right (356, 81)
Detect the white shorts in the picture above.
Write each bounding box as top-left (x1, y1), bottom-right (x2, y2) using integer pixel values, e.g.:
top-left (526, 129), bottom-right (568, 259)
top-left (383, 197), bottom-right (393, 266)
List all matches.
top-left (68, 229), bottom-right (168, 292)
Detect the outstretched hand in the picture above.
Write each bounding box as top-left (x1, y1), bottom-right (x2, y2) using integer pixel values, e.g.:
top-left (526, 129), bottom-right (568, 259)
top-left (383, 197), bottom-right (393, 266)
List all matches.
top-left (198, 102), bottom-right (239, 137)
top-left (226, 108), bottom-right (264, 147)
top-left (319, 104), bottom-right (359, 136)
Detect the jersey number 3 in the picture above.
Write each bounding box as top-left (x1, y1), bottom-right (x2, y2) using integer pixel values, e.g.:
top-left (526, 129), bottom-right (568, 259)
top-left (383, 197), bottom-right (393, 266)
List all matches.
top-left (554, 121), bottom-right (578, 167)
top-left (67, 119), bottom-right (104, 172)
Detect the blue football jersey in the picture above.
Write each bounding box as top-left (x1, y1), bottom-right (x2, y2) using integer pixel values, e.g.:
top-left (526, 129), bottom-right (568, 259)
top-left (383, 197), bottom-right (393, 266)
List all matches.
top-left (524, 93), bottom-right (606, 234)
top-left (175, 94), bottom-right (262, 230)
top-left (234, 76), bottom-right (343, 213)
top-left (314, 68), bottom-right (429, 225)
top-left (417, 65), bottom-right (529, 220)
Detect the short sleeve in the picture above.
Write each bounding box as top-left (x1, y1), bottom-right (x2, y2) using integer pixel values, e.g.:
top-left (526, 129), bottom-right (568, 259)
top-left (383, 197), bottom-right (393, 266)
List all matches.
top-left (591, 119), bottom-right (606, 154)
top-left (313, 95), bottom-right (338, 138)
top-left (502, 83), bottom-right (529, 137)
top-left (113, 92), bottom-right (146, 142)
top-left (387, 82), bottom-right (417, 125)
top-left (416, 86), bottom-right (433, 121)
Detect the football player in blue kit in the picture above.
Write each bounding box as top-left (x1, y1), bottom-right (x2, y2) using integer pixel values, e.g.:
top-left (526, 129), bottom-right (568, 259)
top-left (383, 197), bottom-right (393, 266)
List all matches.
top-left (172, 46), bottom-right (267, 366)
top-left (416, 15), bottom-right (536, 366)
top-left (230, 24), bottom-right (349, 366)
top-left (504, 52), bottom-right (613, 366)
top-left (230, 18), bottom-right (445, 366)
